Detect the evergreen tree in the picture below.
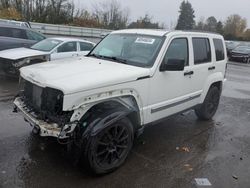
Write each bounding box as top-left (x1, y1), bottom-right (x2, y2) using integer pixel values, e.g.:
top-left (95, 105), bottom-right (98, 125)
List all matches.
top-left (216, 21), bottom-right (224, 34)
top-left (176, 1), bottom-right (195, 30)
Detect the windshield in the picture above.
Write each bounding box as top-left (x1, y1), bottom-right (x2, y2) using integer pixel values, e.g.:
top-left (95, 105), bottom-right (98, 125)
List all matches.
top-left (89, 33), bottom-right (164, 67)
top-left (31, 38), bottom-right (62, 52)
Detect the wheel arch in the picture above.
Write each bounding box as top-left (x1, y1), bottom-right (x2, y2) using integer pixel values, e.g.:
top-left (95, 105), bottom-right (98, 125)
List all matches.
top-left (199, 73), bottom-right (223, 103)
top-left (71, 95), bottom-right (143, 139)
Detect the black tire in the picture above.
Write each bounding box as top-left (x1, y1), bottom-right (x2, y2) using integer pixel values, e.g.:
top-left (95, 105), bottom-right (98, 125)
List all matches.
top-left (83, 117), bottom-right (134, 174)
top-left (247, 58), bottom-right (250, 64)
top-left (195, 86), bottom-right (221, 120)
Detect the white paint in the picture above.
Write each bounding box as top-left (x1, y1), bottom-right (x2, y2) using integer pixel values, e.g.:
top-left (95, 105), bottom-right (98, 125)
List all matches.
top-left (17, 29), bottom-right (227, 137)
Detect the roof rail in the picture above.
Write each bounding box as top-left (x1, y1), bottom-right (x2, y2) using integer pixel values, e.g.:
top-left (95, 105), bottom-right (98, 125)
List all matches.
top-left (175, 29), bottom-right (220, 35)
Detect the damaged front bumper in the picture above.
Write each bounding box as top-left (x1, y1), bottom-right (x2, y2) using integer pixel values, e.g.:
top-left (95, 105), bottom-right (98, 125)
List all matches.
top-left (14, 97), bottom-right (76, 139)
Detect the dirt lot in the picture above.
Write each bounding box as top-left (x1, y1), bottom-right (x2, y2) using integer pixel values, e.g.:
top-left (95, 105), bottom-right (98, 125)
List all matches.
top-left (0, 62), bottom-right (250, 188)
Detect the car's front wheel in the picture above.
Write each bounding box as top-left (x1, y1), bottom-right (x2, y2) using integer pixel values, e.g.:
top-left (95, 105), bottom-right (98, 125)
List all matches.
top-left (83, 117), bottom-right (134, 174)
top-left (195, 86), bottom-right (221, 120)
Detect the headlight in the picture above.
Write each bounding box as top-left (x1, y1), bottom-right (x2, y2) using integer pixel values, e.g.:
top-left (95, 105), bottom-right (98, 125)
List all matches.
top-left (41, 88), bottom-right (64, 115)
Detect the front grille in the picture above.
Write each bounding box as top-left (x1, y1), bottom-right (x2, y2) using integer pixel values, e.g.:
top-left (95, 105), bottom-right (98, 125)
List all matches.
top-left (23, 81), bottom-right (43, 112)
top-left (21, 80), bottom-right (72, 126)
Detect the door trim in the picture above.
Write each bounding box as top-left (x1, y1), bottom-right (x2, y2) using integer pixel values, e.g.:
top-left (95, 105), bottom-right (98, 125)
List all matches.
top-left (151, 93), bottom-right (201, 113)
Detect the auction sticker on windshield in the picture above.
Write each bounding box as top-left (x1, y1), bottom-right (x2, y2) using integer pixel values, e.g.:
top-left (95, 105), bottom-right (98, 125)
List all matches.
top-left (135, 37), bottom-right (155, 44)
top-left (51, 40), bottom-right (60, 44)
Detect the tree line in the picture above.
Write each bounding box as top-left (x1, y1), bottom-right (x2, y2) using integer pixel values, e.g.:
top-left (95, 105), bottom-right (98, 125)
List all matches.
top-left (0, 0), bottom-right (161, 29)
top-left (0, 0), bottom-right (249, 41)
top-left (176, 1), bottom-right (250, 41)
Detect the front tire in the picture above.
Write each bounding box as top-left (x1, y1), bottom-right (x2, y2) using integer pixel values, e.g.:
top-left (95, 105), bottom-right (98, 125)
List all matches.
top-left (195, 86), bottom-right (221, 120)
top-left (83, 117), bottom-right (134, 174)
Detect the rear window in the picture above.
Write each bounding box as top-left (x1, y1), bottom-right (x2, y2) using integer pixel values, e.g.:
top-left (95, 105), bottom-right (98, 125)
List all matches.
top-left (213, 39), bottom-right (225, 61)
top-left (192, 38), bottom-right (211, 64)
top-left (26, 30), bottom-right (45, 41)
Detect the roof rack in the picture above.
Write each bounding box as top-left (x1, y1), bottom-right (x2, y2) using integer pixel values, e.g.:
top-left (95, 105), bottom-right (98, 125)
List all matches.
top-left (175, 29), bottom-right (220, 35)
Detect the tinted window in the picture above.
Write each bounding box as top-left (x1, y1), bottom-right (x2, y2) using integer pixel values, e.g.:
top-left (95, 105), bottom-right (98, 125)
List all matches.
top-left (57, 42), bottom-right (77, 53)
top-left (192, 38), bottom-right (211, 64)
top-left (80, 42), bottom-right (94, 51)
top-left (26, 30), bottom-right (45, 41)
top-left (163, 38), bottom-right (189, 66)
top-left (213, 39), bottom-right (225, 61)
top-left (0, 27), bottom-right (10, 37)
top-left (0, 27), bottom-right (26, 39)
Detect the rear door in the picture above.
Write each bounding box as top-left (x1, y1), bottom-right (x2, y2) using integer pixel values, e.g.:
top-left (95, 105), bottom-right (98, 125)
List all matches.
top-left (189, 37), bottom-right (213, 94)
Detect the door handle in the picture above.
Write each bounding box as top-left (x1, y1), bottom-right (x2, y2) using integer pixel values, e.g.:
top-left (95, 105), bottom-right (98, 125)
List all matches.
top-left (72, 54), bottom-right (79, 57)
top-left (184, 71), bottom-right (194, 76)
top-left (208, 66), bottom-right (215, 70)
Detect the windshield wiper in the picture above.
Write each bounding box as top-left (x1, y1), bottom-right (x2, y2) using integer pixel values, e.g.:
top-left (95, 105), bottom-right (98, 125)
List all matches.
top-left (88, 53), bottom-right (101, 58)
top-left (108, 56), bottom-right (127, 64)
top-left (88, 54), bottom-right (127, 64)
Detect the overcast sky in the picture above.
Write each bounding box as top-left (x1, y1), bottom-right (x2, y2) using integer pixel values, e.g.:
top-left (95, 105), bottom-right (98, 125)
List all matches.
top-left (74, 0), bottom-right (250, 28)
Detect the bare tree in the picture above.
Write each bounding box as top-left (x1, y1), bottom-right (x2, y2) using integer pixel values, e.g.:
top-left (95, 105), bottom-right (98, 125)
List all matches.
top-left (92, 0), bottom-right (129, 29)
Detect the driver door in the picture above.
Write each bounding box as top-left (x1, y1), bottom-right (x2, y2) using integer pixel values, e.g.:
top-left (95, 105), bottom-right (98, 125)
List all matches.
top-left (51, 41), bottom-right (78, 60)
top-left (145, 37), bottom-right (199, 123)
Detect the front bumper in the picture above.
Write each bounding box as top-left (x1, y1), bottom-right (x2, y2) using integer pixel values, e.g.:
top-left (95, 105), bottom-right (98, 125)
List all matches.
top-left (230, 55), bottom-right (249, 62)
top-left (14, 97), bottom-right (75, 138)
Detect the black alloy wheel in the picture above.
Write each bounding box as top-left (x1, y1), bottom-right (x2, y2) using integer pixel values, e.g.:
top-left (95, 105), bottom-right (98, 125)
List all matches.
top-left (84, 117), bottom-right (134, 174)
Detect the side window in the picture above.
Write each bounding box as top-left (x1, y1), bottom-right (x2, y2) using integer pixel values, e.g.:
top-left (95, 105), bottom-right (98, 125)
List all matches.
top-left (26, 30), bottom-right (45, 41)
top-left (57, 42), bottom-right (77, 53)
top-left (163, 38), bottom-right (189, 66)
top-left (213, 39), bottom-right (225, 61)
top-left (79, 42), bottom-right (94, 51)
top-left (0, 27), bottom-right (11, 37)
top-left (0, 27), bottom-right (25, 39)
top-left (192, 38), bottom-right (211, 64)
top-left (11, 28), bottom-right (26, 39)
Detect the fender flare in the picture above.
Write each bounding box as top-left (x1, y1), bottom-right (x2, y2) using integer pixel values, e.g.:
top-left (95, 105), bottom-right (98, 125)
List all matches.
top-left (199, 73), bottom-right (224, 103)
top-left (81, 107), bottom-right (133, 139)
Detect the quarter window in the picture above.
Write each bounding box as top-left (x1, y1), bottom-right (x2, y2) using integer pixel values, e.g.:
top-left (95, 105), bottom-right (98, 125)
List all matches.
top-left (192, 38), bottom-right (211, 64)
top-left (163, 38), bottom-right (189, 66)
top-left (213, 39), bottom-right (225, 61)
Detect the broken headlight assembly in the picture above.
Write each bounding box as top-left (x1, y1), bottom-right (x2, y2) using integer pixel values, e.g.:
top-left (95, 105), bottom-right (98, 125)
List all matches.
top-left (20, 80), bottom-right (72, 126)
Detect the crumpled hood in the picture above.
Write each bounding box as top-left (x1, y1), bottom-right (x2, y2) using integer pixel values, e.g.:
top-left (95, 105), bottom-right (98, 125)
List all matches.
top-left (20, 56), bottom-right (150, 94)
top-left (0, 47), bottom-right (49, 60)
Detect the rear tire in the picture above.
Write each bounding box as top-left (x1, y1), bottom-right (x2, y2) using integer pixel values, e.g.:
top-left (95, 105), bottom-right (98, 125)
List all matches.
top-left (247, 58), bottom-right (250, 64)
top-left (195, 86), bottom-right (221, 120)
top-left (82, 117), bottom-right (134, 174)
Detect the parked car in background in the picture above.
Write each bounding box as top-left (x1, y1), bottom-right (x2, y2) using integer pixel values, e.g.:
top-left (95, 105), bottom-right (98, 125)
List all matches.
top-left (225, 41), bottom-right (240, 57)
top-left (230, 46), bottom-right (250, 63)
top-left (0, 37), bottom-right (95, 75)
top-left (0, 19), bottom-right (31, 28)
top-left (0, 24), bottom-right (46, 51)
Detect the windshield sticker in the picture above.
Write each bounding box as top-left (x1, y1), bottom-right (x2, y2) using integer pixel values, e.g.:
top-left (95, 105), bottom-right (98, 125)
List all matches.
top-left (51, 40), bottom-right (60, 44)
top-left (135, 37), bottom-right (155, 44)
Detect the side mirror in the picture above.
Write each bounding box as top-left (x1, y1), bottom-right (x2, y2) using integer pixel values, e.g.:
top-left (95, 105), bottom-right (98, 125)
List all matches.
top-left (160, 59), bottom-right (185, 72)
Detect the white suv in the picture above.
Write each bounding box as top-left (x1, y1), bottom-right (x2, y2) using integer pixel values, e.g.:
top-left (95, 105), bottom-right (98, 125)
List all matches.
top-left (14, 29), bottom-right (227, 174)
